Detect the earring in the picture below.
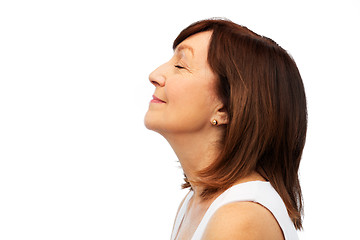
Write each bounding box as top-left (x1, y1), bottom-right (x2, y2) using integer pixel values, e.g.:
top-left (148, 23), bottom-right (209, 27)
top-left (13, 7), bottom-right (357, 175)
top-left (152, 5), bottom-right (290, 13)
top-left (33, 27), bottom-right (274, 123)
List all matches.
top-left (211, 119), bottom-right (218, 126)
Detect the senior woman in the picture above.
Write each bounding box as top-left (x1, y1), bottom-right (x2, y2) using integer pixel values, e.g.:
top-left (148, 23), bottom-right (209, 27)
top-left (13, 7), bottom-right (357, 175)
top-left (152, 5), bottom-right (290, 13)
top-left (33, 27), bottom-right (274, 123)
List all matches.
top-left (144, 19), bottom-right (306, 240)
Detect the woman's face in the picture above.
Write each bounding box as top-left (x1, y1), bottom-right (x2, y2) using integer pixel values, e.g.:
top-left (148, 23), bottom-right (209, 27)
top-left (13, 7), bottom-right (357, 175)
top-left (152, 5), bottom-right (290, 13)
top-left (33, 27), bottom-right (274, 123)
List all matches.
top-left (144, 31), bottom-right (221, 135)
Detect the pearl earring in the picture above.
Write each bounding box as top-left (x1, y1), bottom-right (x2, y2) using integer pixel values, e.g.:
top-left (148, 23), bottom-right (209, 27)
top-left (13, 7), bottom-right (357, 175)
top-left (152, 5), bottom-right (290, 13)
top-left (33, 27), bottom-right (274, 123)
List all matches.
top-left (212, 119), bottom-right (218, 126)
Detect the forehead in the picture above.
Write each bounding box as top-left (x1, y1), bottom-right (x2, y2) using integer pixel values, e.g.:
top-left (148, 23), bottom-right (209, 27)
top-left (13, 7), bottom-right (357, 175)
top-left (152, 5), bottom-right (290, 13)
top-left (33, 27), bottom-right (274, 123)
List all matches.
top-left (174, 31), bottom-right (212, 58)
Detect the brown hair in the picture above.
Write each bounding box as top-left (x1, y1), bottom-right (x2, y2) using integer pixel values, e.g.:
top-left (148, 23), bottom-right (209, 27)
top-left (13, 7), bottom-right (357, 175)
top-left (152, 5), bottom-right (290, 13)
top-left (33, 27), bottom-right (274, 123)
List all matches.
top-left (173, 19), bottom-right (307, 229)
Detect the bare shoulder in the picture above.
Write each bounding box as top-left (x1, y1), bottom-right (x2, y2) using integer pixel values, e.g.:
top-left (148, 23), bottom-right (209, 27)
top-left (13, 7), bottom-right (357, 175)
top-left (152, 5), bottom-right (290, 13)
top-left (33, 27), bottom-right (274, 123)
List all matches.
top-left (201, 201), bottom-right (284, 240)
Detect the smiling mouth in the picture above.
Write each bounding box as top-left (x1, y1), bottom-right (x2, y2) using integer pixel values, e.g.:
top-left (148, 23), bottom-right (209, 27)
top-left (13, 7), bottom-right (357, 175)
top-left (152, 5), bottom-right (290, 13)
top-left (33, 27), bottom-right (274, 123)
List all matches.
top-left (150, 95), bottom-right (166, 104)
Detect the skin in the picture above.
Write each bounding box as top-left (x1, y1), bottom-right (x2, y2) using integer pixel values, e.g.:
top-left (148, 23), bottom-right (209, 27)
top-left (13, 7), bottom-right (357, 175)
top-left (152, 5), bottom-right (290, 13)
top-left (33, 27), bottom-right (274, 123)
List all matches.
top-left (144, 31), bottom-right (284, 240)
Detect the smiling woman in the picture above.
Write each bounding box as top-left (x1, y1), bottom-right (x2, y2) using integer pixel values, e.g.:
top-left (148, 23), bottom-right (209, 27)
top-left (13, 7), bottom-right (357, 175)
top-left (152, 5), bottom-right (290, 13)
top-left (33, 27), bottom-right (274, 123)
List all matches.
top-left (144, 19), bottom-right (306, 240)
top-left (145, 31), bottom-right (222, 136)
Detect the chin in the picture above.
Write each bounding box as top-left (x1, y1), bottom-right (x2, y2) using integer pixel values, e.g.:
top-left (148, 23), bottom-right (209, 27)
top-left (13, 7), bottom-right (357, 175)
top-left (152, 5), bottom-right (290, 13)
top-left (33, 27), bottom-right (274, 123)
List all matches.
top-left (144, 115), bottom-right (173, 138)
top-left (145, 111), bottom-right (196, 135)
top-left (144, 111), bottom-right (160, 131)
top-left (144, 112), bottom-right (153, 130)
top-left (144, 119), bottom-right (155, 131)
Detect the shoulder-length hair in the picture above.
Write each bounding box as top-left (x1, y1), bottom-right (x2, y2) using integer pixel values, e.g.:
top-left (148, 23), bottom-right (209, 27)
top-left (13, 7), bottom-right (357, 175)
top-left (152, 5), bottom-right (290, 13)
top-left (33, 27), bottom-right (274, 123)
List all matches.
top-left (173, 19), bottom-right (307, 229)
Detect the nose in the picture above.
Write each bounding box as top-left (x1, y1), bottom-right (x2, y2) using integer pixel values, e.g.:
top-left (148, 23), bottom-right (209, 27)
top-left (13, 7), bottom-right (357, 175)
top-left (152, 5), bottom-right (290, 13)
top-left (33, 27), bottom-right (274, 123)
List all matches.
top-left (149, 64), bottom-right (166, 87)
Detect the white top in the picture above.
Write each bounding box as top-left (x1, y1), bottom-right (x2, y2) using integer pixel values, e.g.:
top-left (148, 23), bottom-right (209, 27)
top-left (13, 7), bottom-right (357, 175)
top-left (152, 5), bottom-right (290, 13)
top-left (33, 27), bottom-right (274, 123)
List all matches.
top-left (171, 181), bottom-right (299, 240)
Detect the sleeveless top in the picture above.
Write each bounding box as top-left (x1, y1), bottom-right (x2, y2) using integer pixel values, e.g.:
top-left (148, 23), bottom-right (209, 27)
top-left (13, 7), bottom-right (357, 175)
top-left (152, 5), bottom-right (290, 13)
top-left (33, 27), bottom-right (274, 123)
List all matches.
top-left (171, 181), bottom-right (299, 240)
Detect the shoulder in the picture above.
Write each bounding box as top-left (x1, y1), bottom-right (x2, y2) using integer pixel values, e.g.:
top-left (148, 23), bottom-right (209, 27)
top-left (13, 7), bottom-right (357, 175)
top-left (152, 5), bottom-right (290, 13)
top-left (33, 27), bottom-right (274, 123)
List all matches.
top-left (201, 201), bottom-right (284, 240)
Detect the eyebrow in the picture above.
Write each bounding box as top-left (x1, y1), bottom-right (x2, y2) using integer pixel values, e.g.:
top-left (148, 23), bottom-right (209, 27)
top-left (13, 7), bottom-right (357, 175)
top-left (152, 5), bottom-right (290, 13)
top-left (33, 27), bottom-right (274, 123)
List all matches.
top-left (175, 44), bottom-right (194, 57)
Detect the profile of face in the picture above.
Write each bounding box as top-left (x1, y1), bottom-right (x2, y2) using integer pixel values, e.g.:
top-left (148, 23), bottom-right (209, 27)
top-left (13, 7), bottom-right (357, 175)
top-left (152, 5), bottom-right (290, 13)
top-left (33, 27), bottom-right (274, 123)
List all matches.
top-left (144, 31), bottom-right (226, 137)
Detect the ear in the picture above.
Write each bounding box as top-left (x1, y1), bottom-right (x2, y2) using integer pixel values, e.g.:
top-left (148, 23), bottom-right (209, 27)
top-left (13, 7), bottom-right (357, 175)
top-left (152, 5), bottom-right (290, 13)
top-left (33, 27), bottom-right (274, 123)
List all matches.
top-left (213, 104), bottom-right (229, 125)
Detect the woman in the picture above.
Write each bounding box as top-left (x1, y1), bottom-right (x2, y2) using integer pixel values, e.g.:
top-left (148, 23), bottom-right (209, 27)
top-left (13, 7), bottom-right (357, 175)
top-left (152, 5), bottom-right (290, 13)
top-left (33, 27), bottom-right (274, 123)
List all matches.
top-left (144, 19), bottom-right (306, 240)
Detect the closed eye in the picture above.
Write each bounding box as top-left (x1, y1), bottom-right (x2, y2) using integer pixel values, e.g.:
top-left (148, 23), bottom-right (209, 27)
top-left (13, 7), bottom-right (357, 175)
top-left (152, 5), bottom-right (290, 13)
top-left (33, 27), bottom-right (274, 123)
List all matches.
top-left (174, 65), bottom-right (185, 69)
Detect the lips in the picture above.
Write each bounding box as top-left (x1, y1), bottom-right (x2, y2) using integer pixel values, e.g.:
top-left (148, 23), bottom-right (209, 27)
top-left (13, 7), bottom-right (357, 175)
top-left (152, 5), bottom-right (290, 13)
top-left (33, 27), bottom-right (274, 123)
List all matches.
top-left (151, 95), bottom-right (166, 103)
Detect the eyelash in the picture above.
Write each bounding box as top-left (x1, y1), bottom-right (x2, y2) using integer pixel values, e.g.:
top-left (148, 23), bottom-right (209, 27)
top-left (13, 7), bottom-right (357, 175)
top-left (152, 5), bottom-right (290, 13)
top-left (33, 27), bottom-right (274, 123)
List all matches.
top-left (174, 65), bottom-right (185, 69)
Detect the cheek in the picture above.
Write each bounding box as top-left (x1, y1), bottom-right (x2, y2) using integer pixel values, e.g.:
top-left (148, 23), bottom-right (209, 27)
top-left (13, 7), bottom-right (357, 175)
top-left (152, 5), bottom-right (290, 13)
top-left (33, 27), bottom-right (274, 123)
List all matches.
top-left (167, 80), bottom-right (215, 121)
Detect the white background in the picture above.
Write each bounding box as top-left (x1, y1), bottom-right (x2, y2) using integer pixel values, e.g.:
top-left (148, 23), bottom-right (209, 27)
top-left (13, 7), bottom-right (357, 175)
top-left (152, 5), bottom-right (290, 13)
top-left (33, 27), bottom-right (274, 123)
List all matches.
top-left (0, 0), bottom-right (359, 239)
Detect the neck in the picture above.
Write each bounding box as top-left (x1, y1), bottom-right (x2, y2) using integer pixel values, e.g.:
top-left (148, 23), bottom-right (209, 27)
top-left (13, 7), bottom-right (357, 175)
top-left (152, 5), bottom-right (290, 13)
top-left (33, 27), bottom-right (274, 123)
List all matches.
top-left (162, 128), bottom-right (223, 197)
top-left (161, 127), bottom-right (266, 200)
